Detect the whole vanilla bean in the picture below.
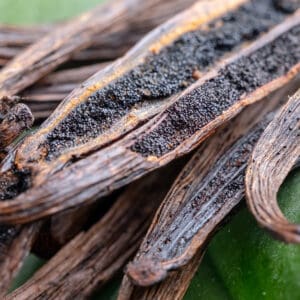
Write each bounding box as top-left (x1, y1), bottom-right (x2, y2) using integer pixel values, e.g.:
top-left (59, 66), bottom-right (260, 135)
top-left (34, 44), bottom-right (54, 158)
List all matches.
top-left (1, 6), bottom-right (300, 223)
top-left (246, 90), bottom-right (300, 243)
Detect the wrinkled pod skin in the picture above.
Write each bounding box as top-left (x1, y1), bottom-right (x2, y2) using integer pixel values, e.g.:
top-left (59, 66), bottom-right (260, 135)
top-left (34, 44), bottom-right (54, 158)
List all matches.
top-left (246, 90), bottom-right (300, 243)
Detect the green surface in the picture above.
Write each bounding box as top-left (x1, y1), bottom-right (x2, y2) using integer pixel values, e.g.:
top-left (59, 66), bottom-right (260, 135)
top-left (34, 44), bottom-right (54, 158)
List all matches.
top-left (0, 0), bottom-right (103, 24)
top-left (9, 254), bottom-right (45, 293)
top-left (2, 0), bottom-right (300, 299)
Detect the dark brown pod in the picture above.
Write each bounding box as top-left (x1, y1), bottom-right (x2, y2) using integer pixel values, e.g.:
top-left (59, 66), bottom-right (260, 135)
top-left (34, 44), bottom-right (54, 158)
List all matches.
top-left (246, 90), bottom-right (300, 243)
top-left (8, 161), bottom-right (184, 300)
top-left (1, 7), bottom-right (300, 224)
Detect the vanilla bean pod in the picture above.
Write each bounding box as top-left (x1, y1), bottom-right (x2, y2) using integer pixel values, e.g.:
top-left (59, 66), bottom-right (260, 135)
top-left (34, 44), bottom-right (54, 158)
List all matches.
top-left (1, 4), bottom-right (299, 223)
top-left (8, 161), bottom-right (184, 300)
top-left (246, 90), bottom-right (300, 243)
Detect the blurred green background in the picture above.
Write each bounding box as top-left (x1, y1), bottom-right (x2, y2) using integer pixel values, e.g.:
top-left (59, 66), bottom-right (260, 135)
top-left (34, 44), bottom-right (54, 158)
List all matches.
top-left (0, 0), bottom-right (102, 24)
top-left (1, 1), bottom-right (300, 299)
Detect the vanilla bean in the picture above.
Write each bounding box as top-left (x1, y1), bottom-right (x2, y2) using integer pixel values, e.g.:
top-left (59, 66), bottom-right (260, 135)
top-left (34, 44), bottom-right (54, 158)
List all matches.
top-left (246, 90), bottom-right (300, 243)
top-left (8, 161), bottom-right (184, 300)
top-left (1, 5), bottom-right (299, 223)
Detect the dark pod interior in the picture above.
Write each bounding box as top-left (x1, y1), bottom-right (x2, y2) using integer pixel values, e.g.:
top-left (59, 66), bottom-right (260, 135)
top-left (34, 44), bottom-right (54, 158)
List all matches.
top-left (132, 23), bottom-right (300, 156)
top-left (45, 0), bottom-right (297, 159)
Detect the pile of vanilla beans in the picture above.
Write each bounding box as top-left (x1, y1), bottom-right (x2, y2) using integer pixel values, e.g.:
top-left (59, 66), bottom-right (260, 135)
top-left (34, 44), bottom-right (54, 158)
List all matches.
top-left (0, 0), bottom-right (299, 299)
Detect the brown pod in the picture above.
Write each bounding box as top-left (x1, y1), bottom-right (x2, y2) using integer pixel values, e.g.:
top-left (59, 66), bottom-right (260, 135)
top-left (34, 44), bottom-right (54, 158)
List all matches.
top-left (8, 161), bottom-right (184, 300)
top-left (1, 6), bottom-right (300, 223)
top-left (246, 90), bottom-right (300, 243)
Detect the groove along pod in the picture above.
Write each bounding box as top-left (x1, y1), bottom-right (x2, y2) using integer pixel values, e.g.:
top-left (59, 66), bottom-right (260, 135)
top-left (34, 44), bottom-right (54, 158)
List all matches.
top-left (246, 90), bottom-right (300, 243)
top-left (1, 3), bottom-right (300, 223)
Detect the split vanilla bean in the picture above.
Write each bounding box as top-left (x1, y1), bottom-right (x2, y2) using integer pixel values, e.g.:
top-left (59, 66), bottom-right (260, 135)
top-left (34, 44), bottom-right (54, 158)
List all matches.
top-left (0, 7), bottom-right (300, 223)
